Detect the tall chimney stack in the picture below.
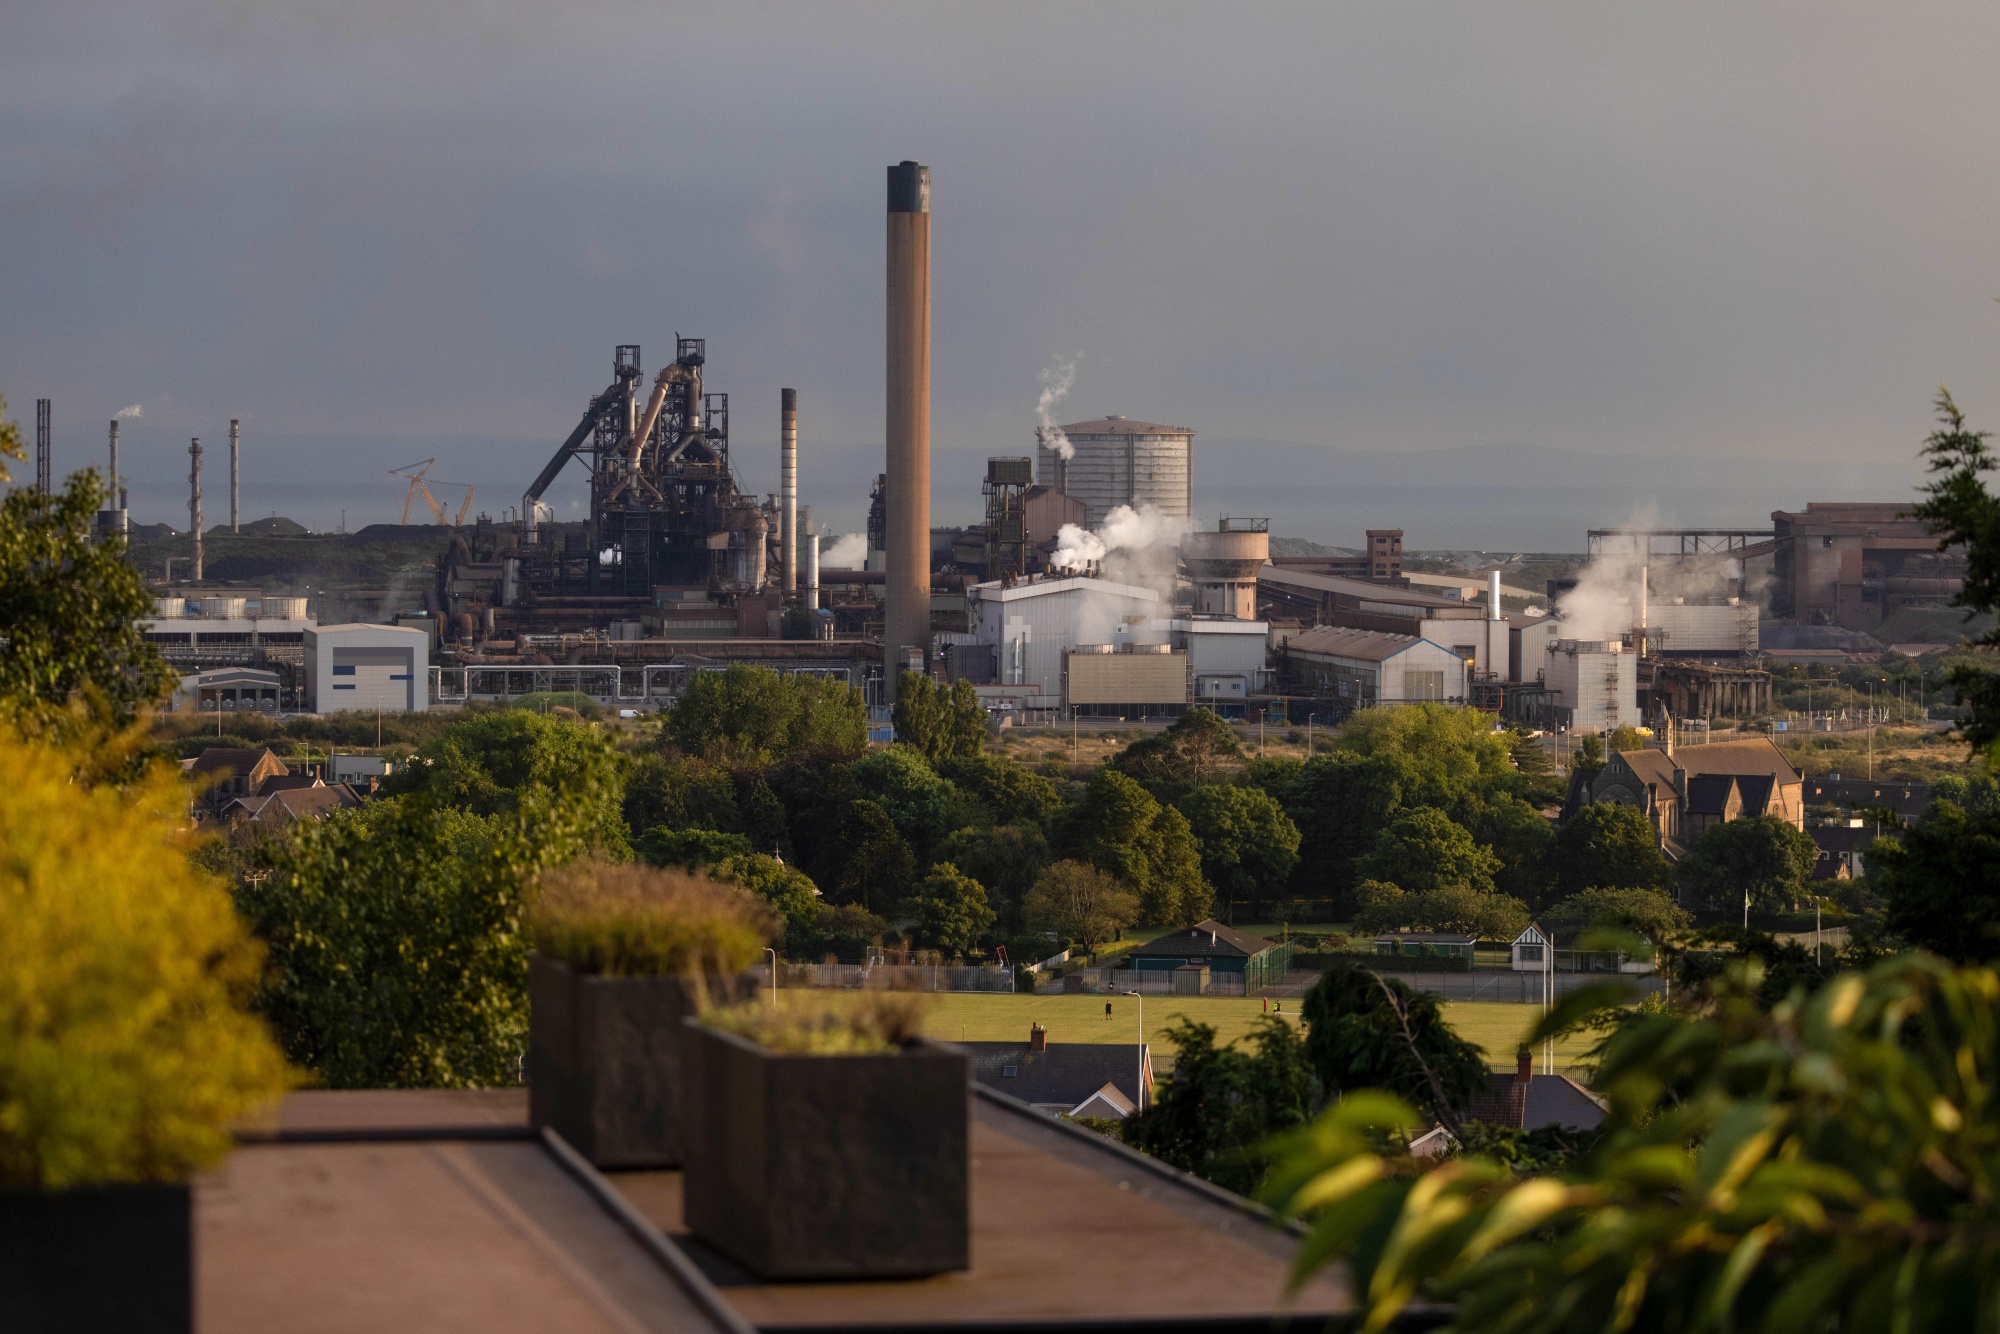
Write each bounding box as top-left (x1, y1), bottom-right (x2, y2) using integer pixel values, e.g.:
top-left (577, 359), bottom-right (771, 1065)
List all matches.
top-left (189, 437), bottom-right (204, 583)
top-left (1488, 569), bottom-right (1502, 622)
top-left (108, 419), bottom-right (119, 501)
top-left (35, 399), bottom-right (51, 496)
top-left (229, 418), bottom-right (240, 533)
top-left (884, 160), bottom-right (932, 703)
top-left (781, 388), bottom-right (798, 595)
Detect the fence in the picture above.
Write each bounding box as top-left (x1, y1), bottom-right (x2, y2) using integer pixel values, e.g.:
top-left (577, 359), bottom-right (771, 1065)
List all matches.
top-left (767, 962), bottom-right (1015, 994)
top-left (1270, 967), bottom-right (1665, 1003)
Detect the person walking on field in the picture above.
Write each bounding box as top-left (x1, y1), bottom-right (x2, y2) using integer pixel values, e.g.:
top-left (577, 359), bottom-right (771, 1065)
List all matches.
top-left (1105, 1000), bottom-right (1112, 1020)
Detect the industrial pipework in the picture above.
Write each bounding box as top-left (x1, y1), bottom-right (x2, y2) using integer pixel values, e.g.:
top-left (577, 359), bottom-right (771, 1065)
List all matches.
top-left (884, 160), bottom-right (932, 699)
top-left (781, 388), bottom-right (798, 595)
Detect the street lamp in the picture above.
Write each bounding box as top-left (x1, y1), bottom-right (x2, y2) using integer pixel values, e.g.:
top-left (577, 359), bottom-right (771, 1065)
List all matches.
top-left (1122, 990), bottom-right (1146, 1113)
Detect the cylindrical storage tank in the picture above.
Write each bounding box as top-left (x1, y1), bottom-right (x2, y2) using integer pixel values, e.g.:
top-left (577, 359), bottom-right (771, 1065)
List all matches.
top-left (201, 596), bottom-right (247, 620)
top-left (261, 596), bottom-right (308, 620)
top-left (154, 596), bottom-right (186, 619)
top-left (1036, 415), bottom-right (1193, 529)
top-left (1181, 523), bottom-right (1268, 620)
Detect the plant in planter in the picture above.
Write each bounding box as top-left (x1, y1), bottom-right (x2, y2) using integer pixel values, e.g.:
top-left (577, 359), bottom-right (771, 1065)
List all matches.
top-left (0, 722), bottom-right (293, 1333)
top-left (527, 859), bottom-right (775, 1167)
top-left (684, 992), bottom-right (970, 1279)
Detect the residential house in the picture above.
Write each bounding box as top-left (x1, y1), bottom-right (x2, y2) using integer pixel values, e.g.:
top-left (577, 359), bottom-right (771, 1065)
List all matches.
top-left (187, 747), bottom-right (290, 814)
top-left (1462, 1048), bottom-right (1608, 1132)
top-left (962, 1026), bottom-right (1153, 1120)
top-left (1802, 777), bottom-right (1930, 826)
top-left (225, 783), bottom-right (365, 826)
top-left (1582, 737), bottom-right (1803, 856)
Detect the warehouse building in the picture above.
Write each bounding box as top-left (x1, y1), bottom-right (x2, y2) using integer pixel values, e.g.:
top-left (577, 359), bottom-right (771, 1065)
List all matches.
top-left (1273, 625), bottom-right (1467, 708)
top-left (966, 576), bottom-right (1165, 709)
top-left (304, 623), bottom-right (429, 714)
top-left (1064, 643), bottom-right (1190, 717)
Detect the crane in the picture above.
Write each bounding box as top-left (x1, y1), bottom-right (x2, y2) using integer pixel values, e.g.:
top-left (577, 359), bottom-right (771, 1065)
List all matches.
top-left (390, 459), bottom-right (476, 526)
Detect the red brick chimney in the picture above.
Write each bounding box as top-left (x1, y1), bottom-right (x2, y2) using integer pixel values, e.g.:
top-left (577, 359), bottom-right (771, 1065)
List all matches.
top-left (1029, 1023), bottom-right (1047, 1052)
top-left (1516, 1046), bottom-right (1533, 1084)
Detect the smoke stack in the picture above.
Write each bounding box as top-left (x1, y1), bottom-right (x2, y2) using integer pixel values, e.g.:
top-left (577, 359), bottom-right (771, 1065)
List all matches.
top-left (35, 399), bottom-right (50, 496)
top-left (189, 437), bottom-right (204, 583)
top-left (229, 418), bottom-right (240, 534)
top-left (884, 160), bottom-right (932, 702)
top-left (804, 528), bottom-right (821, 608)
top-left (1488, 569), bottom-right (1502, 622)
top-left (107, 420), bottom-right (118, 499)
top-left (781, 388), bottom-right (798, 595)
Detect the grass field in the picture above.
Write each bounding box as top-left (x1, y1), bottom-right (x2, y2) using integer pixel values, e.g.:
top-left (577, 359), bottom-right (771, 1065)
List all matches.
top-left (788, 989), bottom-right (1602, 1079)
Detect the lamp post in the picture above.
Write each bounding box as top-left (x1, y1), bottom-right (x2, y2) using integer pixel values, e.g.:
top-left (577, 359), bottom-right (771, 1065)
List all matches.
top-left (1123, 990), bottom-right (1145, 1113)
top-left (766, 947), bottom-right (778, 1006)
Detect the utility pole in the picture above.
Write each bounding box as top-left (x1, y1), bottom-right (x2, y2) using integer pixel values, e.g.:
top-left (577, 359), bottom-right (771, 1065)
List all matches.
top-left (1123, 990), bottom-right (1146, 1112)
top-left (35, 399), bottom-right (51, 495)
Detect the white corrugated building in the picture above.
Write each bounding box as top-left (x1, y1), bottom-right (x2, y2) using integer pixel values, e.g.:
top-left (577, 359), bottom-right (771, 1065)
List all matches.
top-left (304, 623), bottom-right (430, 714)
top-left (1171, 617), bottom-right (1269, 703)
top-left (968, 576), bottom-right (1165, 707)
top-left (1274, 626), bottom-right (1467, 706)
top-left (1544, 639), bottom-right (1639, 732)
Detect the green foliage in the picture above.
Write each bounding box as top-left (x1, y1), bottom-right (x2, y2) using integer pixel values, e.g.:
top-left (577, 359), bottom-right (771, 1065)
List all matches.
top-left (711, 852), bottom-right (821, 929)
top-left (1023, 859), bottom-right (1139, 953)
top-left (1287, 751), bottom-right (1415, 910)
top-left (1910, 389), bottom-right (2000, 755)
top-left (239, 793), bottom-right (587, 1088)
top-left (0, 723), bottom-right (292, 1187)
top-left (1541, 886), bottom-right (1689, 942)
top-left (1110, 707), bottom-right (1244, 803)
top-left (814, 799), bottom-right (915, 914)
top-left (1676, 814), bottom-right (1820, 913)
top-left (382, 709), bottom-right (629, 856)
top-left (932, 752), bottom-right (1063, 828)
top-left (1121, 1017), bottom-right (1319, 1195)
top-left (636, 825), bottom-right (755, 870)
top-left (1573, 732), bottom-right (1606, 778)
top-left (1057, 768), bottom-right (1211, 927)
top-left (907, 862), bottom-right (996, 956)
top-left (1553, 802), bottom-right (1672, 897)
top-left (1176, 783), bottom-right (1301, 916)
top-left (0, 468), bottom-right (174, 729)
top-left (890, 671), bottom-right (988, 761)
top-left (1299, 961), bottom-right (1490, 1121)
top-left (1465, 792), bottom-right (1558, 909)
top-left (1355, 807), bottom-right (1501, 896)
top-left (1328, 704), bottom-right (1518, 811)
top-left (704, 991), bottom-right (927, 1055)
top-left (783, 902), bottom-right (891, 963)
top-left (1504, 725), bottom-right (1564, 808)
top-left (1354, 880), bottom-right (1530, 940)
top-left (848, 744), bottom-right (969, 858)
top-left (1266, 955), bottom-right (2000, 1334)
top-left (666, 664), bottom-right (865, 761)
top-left (528, 860), bottom-right (773, 977)
top-left (1873, 797), bottom-right (2000, 961)
top-left (931, 824), bottom-right (1051, 933)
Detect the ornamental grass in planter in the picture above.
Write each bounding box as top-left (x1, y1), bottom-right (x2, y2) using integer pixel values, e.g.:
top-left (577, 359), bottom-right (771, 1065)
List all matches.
top-left (683, 993), bottom-right (971, 1279)
top-left (0, 722), bottom-right (294, 1334)
top-left (527, 859), bottom-right (775, 1167)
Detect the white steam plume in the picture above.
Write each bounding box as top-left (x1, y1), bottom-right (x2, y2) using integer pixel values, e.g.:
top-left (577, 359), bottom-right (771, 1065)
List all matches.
top-left (115, 404), bottom-right (142, 418)
top-left (1557, 504), bottom-right (1750, 641)
top-left (1049, 502), bottom-right (1193, 595)
top-left (1036, 356), bottom-right (1079, 461)
top-left (821, 532), bottom-right (867, 569)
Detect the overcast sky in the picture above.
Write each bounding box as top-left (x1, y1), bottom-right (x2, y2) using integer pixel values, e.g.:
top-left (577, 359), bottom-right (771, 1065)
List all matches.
top-left (5, 3), bottom-right (2000, 542)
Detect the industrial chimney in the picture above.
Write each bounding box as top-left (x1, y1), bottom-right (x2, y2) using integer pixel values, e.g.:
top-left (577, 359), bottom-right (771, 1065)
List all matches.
top-left (229, 418), bottom-right (240, 533)
top-left (1488, 569), bottom-right (1502, 622)
top-left (781, 388), bottom-right (798, 596)
top-left (189, 437), bottom-right (204, 583)
top-left (35, 399), bottom-right (50, 496)
top-left (883, 160), bottom-right (931, 702)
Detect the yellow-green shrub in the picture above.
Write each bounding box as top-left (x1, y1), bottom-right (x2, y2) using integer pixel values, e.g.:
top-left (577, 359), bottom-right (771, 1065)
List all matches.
top-left (530, 860), bottom-right (775, 977)
top-left (0, 724), bottom-right (293, 1187)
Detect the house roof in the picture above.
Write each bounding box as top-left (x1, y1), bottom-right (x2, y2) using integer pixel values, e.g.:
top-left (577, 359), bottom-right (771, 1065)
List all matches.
top-left (257, 772), bottom-right (324, 796)
top-left (1127, 919), bottom-right (1274, 960)
top-left (188, 746), bottom-right (283, 776)
top-left (1618, 747), bottom-right (1680, 795)
top-left (962, 1041), bottom-right (1150, 1111)
top-left (1069, 1082), bottom-right (1137, 1119)
top-left (1684, 773), bottom-right (1741, 817)
top-left (1804, 778), bottom-right (1930, 822)
top-left (1462, 1073), bottom-right (1608, 1131)
top-left (1276, 625), bottom-right (1430, 663)
top-left (228, 784), bottom-right (362, 823)
top-left (1669, 738), bottom-right (1800, 782)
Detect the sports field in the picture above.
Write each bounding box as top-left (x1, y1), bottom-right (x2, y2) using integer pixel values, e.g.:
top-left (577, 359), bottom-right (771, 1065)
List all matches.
top-left (786, 989), bottom-right (1601, 1078)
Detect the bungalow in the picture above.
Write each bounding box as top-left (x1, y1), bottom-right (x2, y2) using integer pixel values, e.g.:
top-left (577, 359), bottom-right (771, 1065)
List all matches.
top-left (1113, 920), bottom-right (1294, 996)
top-left (963, 1025), bottom-right (1153, 1120)
top-left (1510, 922), bottom-right (1653, 975)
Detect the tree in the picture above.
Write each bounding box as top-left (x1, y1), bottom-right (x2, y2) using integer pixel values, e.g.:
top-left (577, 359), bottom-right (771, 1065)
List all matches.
top-left (814, 799), bottom-right (914, 914)
top-left (636, 825), bottom-right (754, 870)
top-left (1121, 1017), bottom-right (1319, 1195)
top-left (1504, 724), bottom-right (1564, 808)
top-left (1298, 961), bottom-right (1489, 1125)
top-left (932, 753), bottom-right (1063, 828)
top-left (1110, 707), bottom-right (1244, 803)
top-left (1465, 792), bottom-right (1557, 909)
top-left (1541, 886), bottom-right (1689, 942)
top-left (0, 467), bottom-right (173, 728)
top-left (1287, 751), bottom-right (1416, 911)
top-left (1354, 880), bottom-right (1529, 940)
top-left (1910, 389), bottom-right (2000, 755)
top-left (1355, 807), bottom-right (1501, 896)
top-left (1057, 768), bottom-right (1211, 926)
top-left (1327, 703), bottom-right (1518, 812)
top-left (1266, 955), bottom-right (2000, 1334)
top-left (784, 903), bottom-right (890, 964)
top-left (1553, 802), bottom-right (1671, 898)
top-left (906, 862), bottom-right (996, 956)
top-left (891, 671), bottom-right (988, 761)
top-left (666, 664), bottom-right (865, 760)
top-left (848, 744), bottom-right (970, 861)
top-left (1023, 859), bottom-right (1138, 953)
top-left (1177, 784), bottom-right (1301, 918)
top-left (932, 824), bottom-right (1051, 933)
top-left (712, 852), bottom-right (821, 932)
top-left (1872, 798), bottom-right (2000, 961)
top-left (1676, 814), bottom-right (1820, 913)
top-left (382, 708), bottom-right (628, 854)
top-left (238, 793), bottom-right (587, 1087)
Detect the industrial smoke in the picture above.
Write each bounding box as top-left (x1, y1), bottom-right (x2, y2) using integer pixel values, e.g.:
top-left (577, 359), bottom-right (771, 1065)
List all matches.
top-left (1036, 356), bottom-right (1080, 462)
top-left (1558, 505), bottom-right (1752, 641)
top-left (114, 404), bottom-right (142, 419)
top-left (821, 532), bottom-right (868, 569)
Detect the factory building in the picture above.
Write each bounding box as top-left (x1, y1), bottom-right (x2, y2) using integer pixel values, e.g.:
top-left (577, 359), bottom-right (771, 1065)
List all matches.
top-left (1065, 644), bottom-right (1191, 717)
top-left (1036, 417), bottom-right (1193, 529)
top-left (965, 576), bottom-right (1166, 709)
top-left (1769, 503), bottom-right (1943, 630)
top-left (1543, 639), bottom-right (1640, 733)
top-left (1266, 529), bottom-right (1404, 582)
top-left (1257, 564), bottom-right (1487, 636)
top-left (141, 596), bottom-right (316, 671)
top-left (1173, 618), bottom-right (1270, 703)
top-left (1272, 626), bottom-right (1467, 709)
top-left (304, 623), bottom-right (429, 714)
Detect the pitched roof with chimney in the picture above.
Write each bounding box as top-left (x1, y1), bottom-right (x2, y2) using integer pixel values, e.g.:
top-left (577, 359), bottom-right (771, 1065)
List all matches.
top-left (1461, 1061), bottom-right (1608, 1132)
top-left (1126, 919), bottom-right (1275, 961)
top-left (227, 784), bottom-right (363, 824)
top-left (962, 1040), bottom-right (1151, 1114)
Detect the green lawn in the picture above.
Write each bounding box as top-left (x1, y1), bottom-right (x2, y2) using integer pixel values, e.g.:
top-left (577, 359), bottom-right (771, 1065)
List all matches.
top-left (790, 989), bottom-right (1603, 1079)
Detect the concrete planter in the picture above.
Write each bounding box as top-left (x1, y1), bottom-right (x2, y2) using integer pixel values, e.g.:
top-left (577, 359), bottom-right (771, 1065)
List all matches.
top-left (0, 1181), bottom-right (190, 1332)
top-left (681, 1020), bottom-right (970, 1279)
top-left (529, 955), bottom-right (749, 1168)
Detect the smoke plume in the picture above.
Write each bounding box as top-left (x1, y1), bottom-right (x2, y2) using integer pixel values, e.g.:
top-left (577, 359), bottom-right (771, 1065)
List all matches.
top-left (1036, 356), bottom-right (1079, 461)
top-left (1557, 504), bottom-right (1749, 641)
top-left (821, 532), bottom-right (867, 569)
top-left (115, 404), bottom-right (142, 418)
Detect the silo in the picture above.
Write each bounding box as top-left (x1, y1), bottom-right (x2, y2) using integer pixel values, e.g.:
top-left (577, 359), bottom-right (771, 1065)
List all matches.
top-left (1036, 415), bottom-right (1193, 529)
top-left (1180, 518), bottom-right (1268, 620)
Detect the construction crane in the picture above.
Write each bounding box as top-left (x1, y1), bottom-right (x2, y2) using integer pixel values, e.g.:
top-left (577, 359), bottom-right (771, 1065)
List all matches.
top-left (390, 459), bottom-right (475, 526)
